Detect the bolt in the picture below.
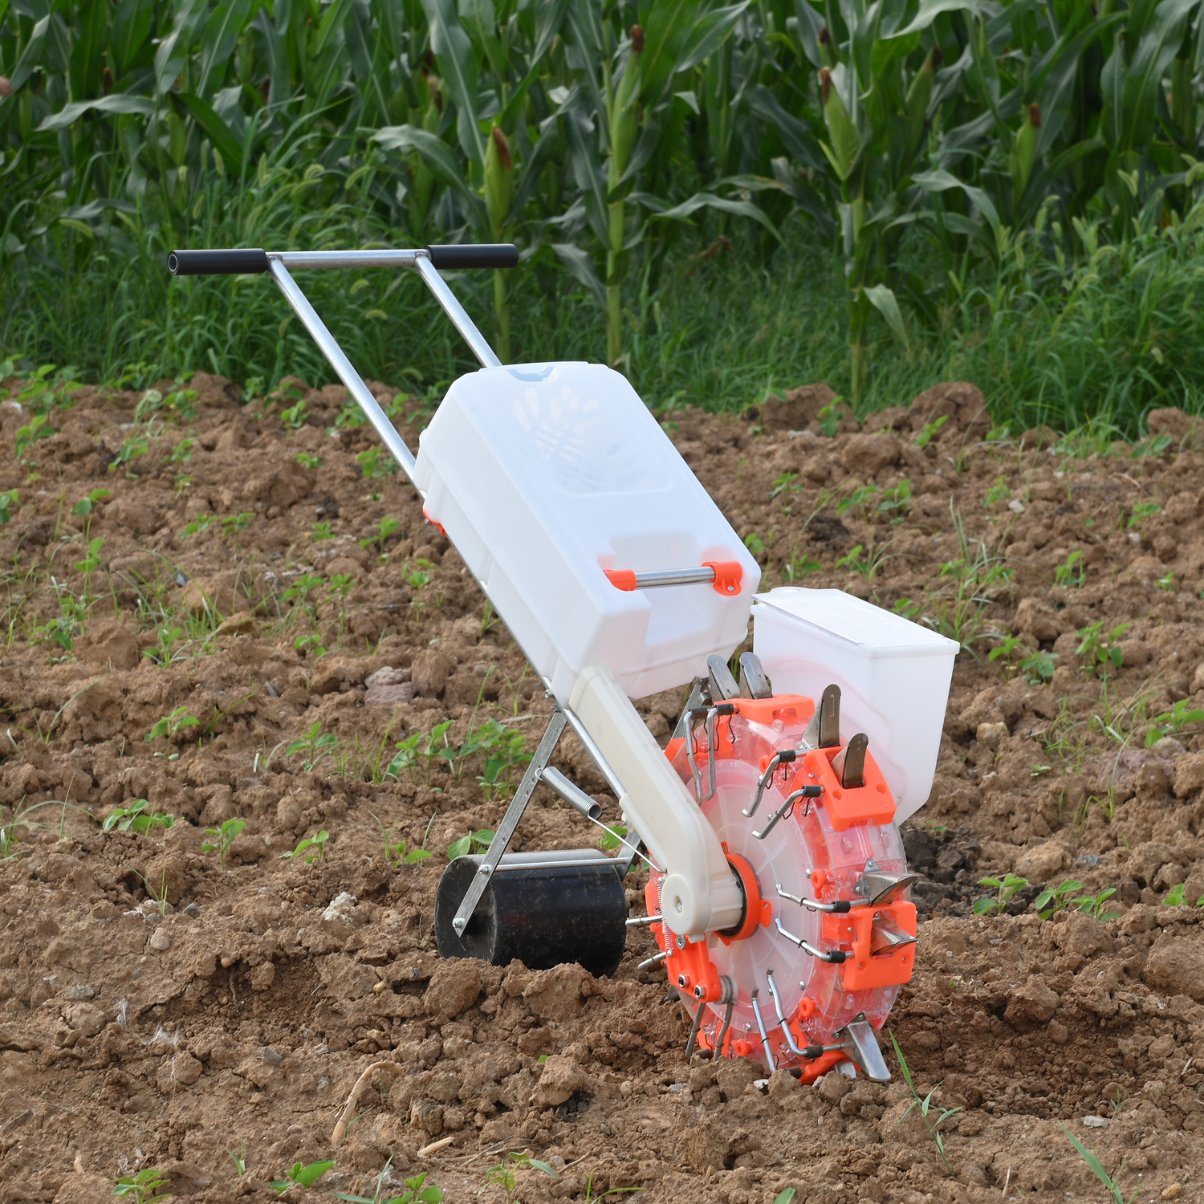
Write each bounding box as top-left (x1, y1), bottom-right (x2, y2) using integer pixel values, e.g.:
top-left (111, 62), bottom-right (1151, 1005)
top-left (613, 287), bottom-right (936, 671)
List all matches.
top-left (677, 975), bottom-right (688, 988)
top-left (693, 986), bottom-right (704, 999)
top-left (675, 933), bottom-right (686, 949)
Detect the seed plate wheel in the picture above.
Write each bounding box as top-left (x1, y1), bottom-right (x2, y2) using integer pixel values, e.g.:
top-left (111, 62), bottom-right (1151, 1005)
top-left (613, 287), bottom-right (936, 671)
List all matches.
top-left (648, 694), bottom-right (917, 1081)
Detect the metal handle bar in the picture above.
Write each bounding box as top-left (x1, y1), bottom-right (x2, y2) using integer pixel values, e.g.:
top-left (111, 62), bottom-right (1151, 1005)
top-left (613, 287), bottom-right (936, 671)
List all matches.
top-left (167, 243), bottom-right (518, 276)
top-left (167, 245), bottom-right (515, 486)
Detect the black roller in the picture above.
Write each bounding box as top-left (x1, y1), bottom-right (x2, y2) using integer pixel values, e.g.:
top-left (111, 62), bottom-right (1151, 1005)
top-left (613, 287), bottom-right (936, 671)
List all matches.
top-left (435, 850), bottom-right (627, 977)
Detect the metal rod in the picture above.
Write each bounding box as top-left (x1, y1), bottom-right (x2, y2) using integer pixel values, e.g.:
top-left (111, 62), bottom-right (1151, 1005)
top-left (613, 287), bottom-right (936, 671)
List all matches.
top-left (753, 786), bottom-right (819, 841)
top-left (750, 992), bottom-right (777, 1072)
top-left (413, 253), bottom-right (501, 368)
top-left (775, 883), bottom-right (852, 913)
top-left (625, 914), bottom-right (662, 927)
top-left (560, 707), bottom-right (628, 808)
top-left (742, 750), bottom-right (796, 818)
top-left (277, 249), bottom-right (423, 270)
top-left (701, 708), bottom-right (719, 802)
top-left (765, 969), bottom-right (806, 1056)
top-left (637, 949), bottom-right (669, 972)
top-left (773, 918), bottom-right (846, 963)
top-left (630, 567), bottom-right (715, 589)
top-left (715, 978), bottom-right (736, 1057)
top-left (540, 766), bottom-right (602, 821)
top-left (451, 710), bottom-right (567, 935)
top-left (684, 1000), bottom-right (706, 1059)
top-left (268, 258), bottom-right (419, 486)
top-left (488, 856), bottom-right (619, 872)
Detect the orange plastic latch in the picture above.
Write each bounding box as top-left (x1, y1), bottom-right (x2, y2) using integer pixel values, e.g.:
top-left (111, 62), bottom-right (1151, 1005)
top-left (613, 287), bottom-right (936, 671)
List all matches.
top-left (702, 560), bottom-right (743, 596)
top-left (422, 508), bottom-right (446, 538)
top-left (825, 901), bottom-right (918, 992)
top-left (603, 568), bottom-right (638, 592)
top-left (802, 748), bottom-right (896, 831)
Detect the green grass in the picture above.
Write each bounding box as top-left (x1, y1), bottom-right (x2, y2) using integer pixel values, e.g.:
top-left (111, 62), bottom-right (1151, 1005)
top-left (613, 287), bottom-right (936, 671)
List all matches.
top-left (4, 176), bottom-right (1204, 435)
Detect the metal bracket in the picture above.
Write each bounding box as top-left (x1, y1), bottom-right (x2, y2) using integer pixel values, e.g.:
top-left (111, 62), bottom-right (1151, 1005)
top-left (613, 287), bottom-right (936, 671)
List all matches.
top-left (451, 709), bottom-right (567, 935)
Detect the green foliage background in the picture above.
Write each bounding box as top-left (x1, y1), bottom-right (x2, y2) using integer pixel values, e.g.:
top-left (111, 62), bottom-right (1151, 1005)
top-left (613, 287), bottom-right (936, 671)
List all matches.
top-left (2, 0), bottom-right (1204, 431)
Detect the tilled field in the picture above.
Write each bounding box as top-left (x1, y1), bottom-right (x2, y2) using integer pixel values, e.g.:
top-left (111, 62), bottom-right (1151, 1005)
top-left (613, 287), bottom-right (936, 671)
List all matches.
top-left (0, 371), bottom-right (1202, 1203)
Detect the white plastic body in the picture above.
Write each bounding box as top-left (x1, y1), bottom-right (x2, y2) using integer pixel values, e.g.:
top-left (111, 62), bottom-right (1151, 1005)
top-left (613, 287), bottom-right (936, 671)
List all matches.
top-left (752, 588), bottom-right (958, 822)
top-left (569, 664), bottom-right (743, 938)
top-left (414, 362), bottom-right (759, 704)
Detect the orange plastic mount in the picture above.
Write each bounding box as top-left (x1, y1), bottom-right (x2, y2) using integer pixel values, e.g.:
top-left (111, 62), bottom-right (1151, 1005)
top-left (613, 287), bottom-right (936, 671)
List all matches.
top-left (822, 901), bottom-right (918, 991)
top-left (422, 508), bottom-right (447, 538)
top-left (803, 747), bottom-right (896, 831)
top-left (702, 559), bottom-right (743, 595)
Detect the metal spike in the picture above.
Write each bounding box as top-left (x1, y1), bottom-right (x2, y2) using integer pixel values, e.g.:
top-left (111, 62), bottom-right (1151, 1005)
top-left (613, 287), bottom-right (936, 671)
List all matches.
top-left (637, 949), bottom-right (669, 972)
top-left (684, 1000), bottom-right (706, 1059)
top-left (855, 868), bottom-right (919, 907)
top-left (706, 654), bottom-right (741, 701)
top-left (831, 732), bottom-right (868, 789)
top-left (714, 977), bottom-right (736, 1057)
top-left (802, 684), bottom-right (841, 749)
top-left (626, 914), bottom-right (662, 927)
top-left (750, 992), bottom-right (776, 1072)
top-left (869, 915), bottom-right (918, 955)
top-left (835, 1015), bottom-right (891, 1083)
top-left (737, 652), bottom-right (772, 699)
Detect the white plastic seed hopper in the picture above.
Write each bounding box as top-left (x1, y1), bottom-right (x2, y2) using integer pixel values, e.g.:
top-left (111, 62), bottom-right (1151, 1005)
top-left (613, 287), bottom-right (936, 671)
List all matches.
top-left (168, 243), bottom-right (957, 1082)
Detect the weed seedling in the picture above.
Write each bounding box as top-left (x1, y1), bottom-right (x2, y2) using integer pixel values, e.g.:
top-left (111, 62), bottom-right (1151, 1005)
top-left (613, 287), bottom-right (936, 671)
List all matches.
top-left (971, 873), bottom-right (1029, 916)
top-left (335, 1162), bottom-right (442, 1203)
top-left (1126, 501), bottom-right (1160, 528)
top-left (356, 446), bottom-right (395, 480)
top-left (360, 515), bottom-right (402, 552)
top-left (597, 822), bottom-right (630, 853)
top-left (146, 706), bottom-right (200, 743)
top-left (311, 520), bottom-right (335, 542)
top-left (1075, 621), bottom-right (1127, 677)
top-left (1053, 549), bottom-right (1086, 587)
top-left (280, 399), bottom-right (308, 429)
top-left (447, 828), bottom-right (494, 860)
top-left (201, 818), bottom-right (247, 871)
top-left (1061, 1126), bottom-right (1127, 1203)
top-left (487, 1153), bottom-right (558, 1200)
top-left (283, 722), bottom-right (340, 772)
top-left (282, 830), bottom-right (329, 864)
top-left (0, 489), bottom-right (17, 524)
top-left (103, 799), bottom-right (174, 835)
top-left (1075, 887), bottom-right (1121, 920)
top-left (113, 1167), bottom-right (171, 1202)
top-left (383, 838), bottom-right (433, 868)
top-left (915, 414), bottom-right (948, 448)
top-left (271, 1159), bottom-right (334, 1194)
top-left (1032, 879), bottom-right (1083, 919)
top-left (888, 1032), bottom-right (961, 1166)
top-left (1144, 700), bottom-right (1204, 747)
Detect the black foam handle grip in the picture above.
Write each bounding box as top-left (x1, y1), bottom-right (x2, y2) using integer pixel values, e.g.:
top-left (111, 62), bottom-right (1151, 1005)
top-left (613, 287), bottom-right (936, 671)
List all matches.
top-left (427, 243), bottom-right (519, 269)
top-left (167, 249), bottom-right (270, 276)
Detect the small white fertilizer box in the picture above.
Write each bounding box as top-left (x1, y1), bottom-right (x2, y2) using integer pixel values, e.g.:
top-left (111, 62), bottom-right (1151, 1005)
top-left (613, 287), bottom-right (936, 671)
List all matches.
top-left (169, 241), bottom-right (956, 1083)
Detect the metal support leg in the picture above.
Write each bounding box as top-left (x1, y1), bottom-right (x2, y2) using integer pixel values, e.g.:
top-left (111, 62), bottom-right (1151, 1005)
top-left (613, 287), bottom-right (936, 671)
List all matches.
top-left (451, 709), bottom-right (568, 935)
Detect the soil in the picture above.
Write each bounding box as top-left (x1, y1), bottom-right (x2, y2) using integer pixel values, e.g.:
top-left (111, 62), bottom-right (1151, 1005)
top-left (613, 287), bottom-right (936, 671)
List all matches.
top-left (1, 369), bottom-right (1202, 1203)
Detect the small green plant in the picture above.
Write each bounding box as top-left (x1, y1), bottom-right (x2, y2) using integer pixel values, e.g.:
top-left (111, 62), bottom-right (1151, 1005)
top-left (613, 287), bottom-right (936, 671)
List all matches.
top-left (982, 478), bottom-right (1010, 508)
top-left (888, 1032), bottom-right (961, 1166)
top-left (336, 1166), bottom-right (443, 1203)
top-left (134, 386), bottom-right (198, 422)
top-left (403, 557), bottom-right (434, 590)
top-left (271, 1159), bottom-right (334, 1194)
top-left (384, 838), bottom-right (433, 868)
top-left (1162, 884), bottom-right (1204, 907)
top-left (181, 514), bottom-right (215, 537)
top-left (103, 799), bottom-right (174, 835)
top-left (1061, 1126), bottom-right (1126, 1204)
top-left (15, 412), bottom-right (54, 460)
top-left (311, 520), bottom-right (335, 542)
top-left (486, 1153), bottom-right (558, 1200)
top-left (459, 720), bottom-right (531, 797)
top-left (0, 489), bottom-right (17, 524)
top-left (835, 542), bottom-right (889, 579)
top-left (201, 818), bottom-right (247, 871)
top-left (769, 470), bottom-right (799, 498)
top-left (836, 484), bottom-right (879, 515)
top-left (1020, 650), bottom-right (1057, 684)
top-left (280, 398), bottom-right (308, 429)
top-left (743, 531), bottom-right (767, 558)
top-left (360, 515), bottom-right (402, 552)
top-left (1032, 879), bottom-right (1083, 920)
top-left (356, 446), bottom-right (396, 479)
top-left (113, 1166), bottom-right (171, 1202)
top-left (972, 873), bottom-right (1029, 916)
top-left (877, 478), bottom-right (911, 516)
top-left (915, 414), bottom-right (948, 449)
top-left (295, 451), bottom-right (321, 469)
top-left (1075, 621), bottom-right (1128, 677)
top-left (72, 487), bottom-right (111, 519)
top-left (109, 432), bottom-right (151, 473)
top-left (447, 828), bottom-right (494, 860)
top-left (282, 830), bottom-right (329, 864)
top-left (145, 706), bottom-right (200, 742)
top-left (598, 822), bottom-right (629, 853)
top-left (1053, 549), bottom-right (1086, 588)
top-left (773, 1192), bottom-right (798, 1204)
top-left (385, 721), bottom-right (454, 781)
top-left (283, 722), bottom-right (340, 772)
top-left (1075, 887), bottom-right (1121, 921)
top-left (1126, 501), bottom-right (1160, 528)
top-left (168, 437), bottom-right (195, 464)
top-left (1144, 700), bottom-right (1204, 748)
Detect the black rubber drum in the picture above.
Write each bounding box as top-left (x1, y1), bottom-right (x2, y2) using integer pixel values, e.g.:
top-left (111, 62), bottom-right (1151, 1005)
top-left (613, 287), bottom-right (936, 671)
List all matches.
top-left (435, 849), bottom-right (627, 977)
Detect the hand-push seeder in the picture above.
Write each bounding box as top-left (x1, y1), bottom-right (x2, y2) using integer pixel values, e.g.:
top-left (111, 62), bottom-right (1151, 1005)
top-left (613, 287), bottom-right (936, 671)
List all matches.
top-left (168, 243), bottom-right (957, 1082)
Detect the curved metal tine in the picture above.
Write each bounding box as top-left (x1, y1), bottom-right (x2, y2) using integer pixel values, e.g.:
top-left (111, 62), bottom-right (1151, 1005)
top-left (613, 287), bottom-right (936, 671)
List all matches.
top-left (750, 991), bottom-right (776, 1072)
top-left (856, 869), bottom-right (919, 906)
top-left (742, 751), bottom-right (792, 818)
top-left (700, 708), bottom-right (719, 802)
top-left (715, 977), bottom-right (736, 1058)
top-left (685, 999), bottom-right (707, 1059)
top-left (802, 683), bottom-right (841, 749)
top-left (683, 713), bottom-right (704, 802)
top-left (832, 732), bottom-right (868, 789)
top-left (753, 788), bottom-right (807, 840)
top-left (765, 969), bottom-right (806, 1056)
top-left (738, 652), bottom-right (773, 699)
top-left (706, 654), bottom-right (741, 701)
